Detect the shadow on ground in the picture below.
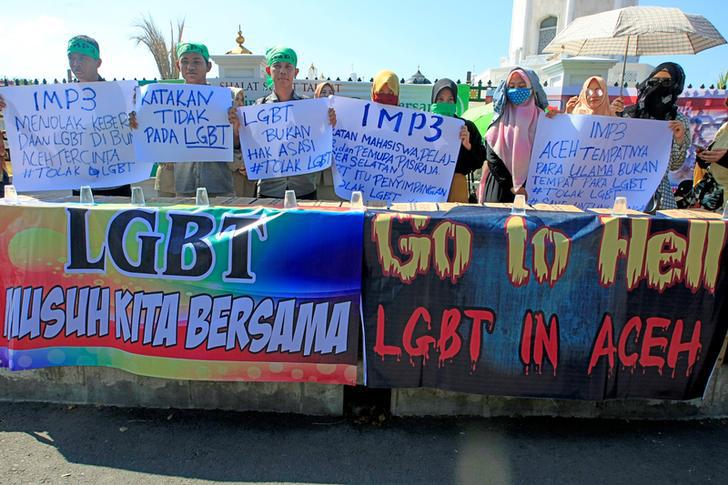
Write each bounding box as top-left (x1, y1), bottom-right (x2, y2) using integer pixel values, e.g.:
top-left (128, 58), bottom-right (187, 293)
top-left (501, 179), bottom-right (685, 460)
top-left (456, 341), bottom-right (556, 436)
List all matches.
top-left (1, 402), bottom-right (727, 484)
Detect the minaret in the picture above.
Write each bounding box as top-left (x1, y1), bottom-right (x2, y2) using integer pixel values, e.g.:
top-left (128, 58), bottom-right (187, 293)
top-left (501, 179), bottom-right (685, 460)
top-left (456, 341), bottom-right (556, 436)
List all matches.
top-left (564, 0), bottom-right (576, 25)
top-left (507, 0), bottom-right (532, 65)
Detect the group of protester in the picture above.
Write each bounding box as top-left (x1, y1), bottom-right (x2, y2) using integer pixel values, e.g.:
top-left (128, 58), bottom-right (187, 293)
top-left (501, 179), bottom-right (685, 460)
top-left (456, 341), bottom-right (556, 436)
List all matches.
top-left (1, 34), bottom-right (727, 211)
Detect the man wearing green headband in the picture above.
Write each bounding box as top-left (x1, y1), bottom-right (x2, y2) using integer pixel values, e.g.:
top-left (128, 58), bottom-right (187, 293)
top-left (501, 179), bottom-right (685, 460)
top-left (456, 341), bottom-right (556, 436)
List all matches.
top-left (175, 43), bottom-right (211, 85)
top-left (68, 35), bottom-right (103, 83)
top-left (67, 35), bottom-right (132, 196)
top-left (68, 35), bottom-right (132, 196)
top-left (69, 35), bottom-right (134, 197)
top-left (172, 42), bottom-right (236, 197)
top-left (230, 46), bottom-right (335, 200)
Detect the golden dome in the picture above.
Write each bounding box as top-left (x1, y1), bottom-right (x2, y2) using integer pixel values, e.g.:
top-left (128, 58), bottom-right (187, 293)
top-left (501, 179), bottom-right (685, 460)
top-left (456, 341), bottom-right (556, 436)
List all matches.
top-left (226, 26), bottom-right (252, 55)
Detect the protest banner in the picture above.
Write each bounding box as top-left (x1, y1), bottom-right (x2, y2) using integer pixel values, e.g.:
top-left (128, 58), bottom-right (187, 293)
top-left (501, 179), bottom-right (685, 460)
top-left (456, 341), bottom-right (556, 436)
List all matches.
top-left (236, 98), bottom-right (332, 180)
top-left (0, 81), bottom-right (151, 191)
top-left (134, 83), bottom-right (234, 163)
top-left (0, 204), bottom-right (362, 384)
top-left (526, 114), bottom-right (673, 210)
top-left (331, 97), bottom-right (464, 203)
top-left (363, 207), bottom-right (728, 399)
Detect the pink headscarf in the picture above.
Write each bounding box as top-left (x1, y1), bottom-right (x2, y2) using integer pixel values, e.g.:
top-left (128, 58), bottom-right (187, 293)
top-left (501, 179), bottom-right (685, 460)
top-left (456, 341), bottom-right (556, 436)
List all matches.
top-left (482, 69), bottom-right (541, 196)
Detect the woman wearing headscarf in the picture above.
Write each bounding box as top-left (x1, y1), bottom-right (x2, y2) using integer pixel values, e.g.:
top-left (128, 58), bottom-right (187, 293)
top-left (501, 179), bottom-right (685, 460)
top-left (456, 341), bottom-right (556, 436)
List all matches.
top-left (565, 76), bottom-right (616, 117)
top-left (371, 70), bottom-right (400, 106)
top-left (315, 81), bottom-right (337, 199)
top-left (430, 79), bottom-right (486, 202)
top-left (229, 87), bottom-right (257, 198)
top-left (315, 81), bottom-right (335, 98)
top-left (478, 67), bottom-right (551, 203)
top-left (622, 62), bottom-right (690, 211)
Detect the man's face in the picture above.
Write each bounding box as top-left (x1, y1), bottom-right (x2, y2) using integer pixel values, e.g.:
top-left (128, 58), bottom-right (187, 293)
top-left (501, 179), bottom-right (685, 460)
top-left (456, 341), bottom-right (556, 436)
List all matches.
top-left (68, 52), bottom-right (101, 82)
top-left (178, 53), bottom-right (211, 84)
top-left (268, 62), bottom-right (298, 90)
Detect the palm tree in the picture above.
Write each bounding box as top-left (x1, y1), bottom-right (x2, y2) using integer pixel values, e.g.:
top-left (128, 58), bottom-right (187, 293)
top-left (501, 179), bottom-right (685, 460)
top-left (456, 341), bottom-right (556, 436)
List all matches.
top-left (718, 71), bottom-right (728, 90)
top-left (131, 15), bottom-right (185, 80)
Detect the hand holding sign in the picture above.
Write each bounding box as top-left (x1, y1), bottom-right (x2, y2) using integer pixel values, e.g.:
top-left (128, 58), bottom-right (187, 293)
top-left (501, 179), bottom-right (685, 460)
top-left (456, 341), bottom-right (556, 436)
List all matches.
top-left (459, 125), bottom-right (471, 151)
top-left (611, 97), bottom-right (625, 114)
top-left (668, 120), bottom-right (685, 140)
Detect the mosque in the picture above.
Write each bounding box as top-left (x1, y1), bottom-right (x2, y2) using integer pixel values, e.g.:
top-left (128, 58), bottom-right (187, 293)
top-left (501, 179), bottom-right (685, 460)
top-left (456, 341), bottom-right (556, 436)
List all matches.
top-left (472, 0), bottom-right (654, 87)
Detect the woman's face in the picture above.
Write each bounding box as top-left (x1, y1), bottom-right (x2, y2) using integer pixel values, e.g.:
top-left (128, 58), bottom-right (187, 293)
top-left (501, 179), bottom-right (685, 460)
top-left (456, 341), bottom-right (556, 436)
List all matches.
top-left (586, 79), bottom-right (604, 109)
top-left (319, 85), bottom-right (335, 97)
top-left (435, 88), bottom-right (455, 104)
top-left (647, 69), bottom-right (674, 90)
top-left (507, 73), bottom-right (527, 89)
top-left (377, 83), bottom-right (394, 95)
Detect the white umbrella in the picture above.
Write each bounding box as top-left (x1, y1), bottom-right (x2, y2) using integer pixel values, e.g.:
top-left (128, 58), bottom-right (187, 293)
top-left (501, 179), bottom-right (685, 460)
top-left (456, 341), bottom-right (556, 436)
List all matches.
top-left (543, 6), bottom-right (726, 92)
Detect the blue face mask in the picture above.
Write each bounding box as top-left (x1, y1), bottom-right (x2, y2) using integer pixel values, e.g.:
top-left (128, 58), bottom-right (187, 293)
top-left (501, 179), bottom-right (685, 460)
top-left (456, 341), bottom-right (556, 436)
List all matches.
top-left (507, 87), bottom-right (532, 105)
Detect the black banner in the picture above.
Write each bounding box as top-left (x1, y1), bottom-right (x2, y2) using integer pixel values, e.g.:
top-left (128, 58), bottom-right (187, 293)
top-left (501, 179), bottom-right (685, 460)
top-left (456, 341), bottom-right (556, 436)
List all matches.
top-left (363, 207), bottom-right (728, 400)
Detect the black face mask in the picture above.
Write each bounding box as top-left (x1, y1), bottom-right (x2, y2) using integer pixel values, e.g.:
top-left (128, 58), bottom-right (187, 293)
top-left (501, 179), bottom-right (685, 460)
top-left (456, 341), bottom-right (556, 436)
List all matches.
top-left (632, 63), bottom-right (685, 121)
top-left (637, 77), bottom-right (678, 120)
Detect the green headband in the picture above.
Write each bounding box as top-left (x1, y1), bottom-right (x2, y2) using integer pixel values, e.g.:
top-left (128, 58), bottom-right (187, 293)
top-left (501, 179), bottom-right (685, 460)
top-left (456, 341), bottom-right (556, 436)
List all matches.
top-left (67, 37), bottom-right (100, 60)
top-left (176, 43), bottom-right (209, 62)
top-left (265, 46), bottom-right (297, 68)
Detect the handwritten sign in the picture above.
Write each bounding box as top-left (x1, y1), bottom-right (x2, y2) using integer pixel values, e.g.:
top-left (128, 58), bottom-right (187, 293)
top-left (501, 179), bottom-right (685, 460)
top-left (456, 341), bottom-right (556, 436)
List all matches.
top-left (526, 114), bottom-right (672, 210)
top-left (134, 84), bottom-right (233, 163)
top-left (331, 97), bottom-right (463, 203)
top-left (236, 98), bottom-right (332, 180)
top-left (0, 81), bottom-right (151, 191)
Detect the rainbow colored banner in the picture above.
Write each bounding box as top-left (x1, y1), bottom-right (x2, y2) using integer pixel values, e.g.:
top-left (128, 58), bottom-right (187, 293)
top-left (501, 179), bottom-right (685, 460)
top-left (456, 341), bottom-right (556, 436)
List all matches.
top-left (0, 203), bottom-right (363, 385)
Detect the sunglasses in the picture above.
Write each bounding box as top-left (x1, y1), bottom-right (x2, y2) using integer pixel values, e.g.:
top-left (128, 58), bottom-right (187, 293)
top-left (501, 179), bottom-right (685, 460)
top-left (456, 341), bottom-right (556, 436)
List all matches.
top-left (586, 88), bottom-right (604, 97)
top-left (646, 78), bottom-right (675, 88)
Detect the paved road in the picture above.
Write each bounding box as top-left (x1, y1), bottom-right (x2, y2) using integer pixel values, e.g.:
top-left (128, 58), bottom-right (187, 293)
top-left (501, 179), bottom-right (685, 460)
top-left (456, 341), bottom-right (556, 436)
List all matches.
top-left (0, 402), bottom-right (726, 484)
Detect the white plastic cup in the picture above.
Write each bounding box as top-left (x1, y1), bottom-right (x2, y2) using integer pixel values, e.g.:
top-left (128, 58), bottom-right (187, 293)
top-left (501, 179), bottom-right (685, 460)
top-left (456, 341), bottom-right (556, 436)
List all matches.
top-left (283, 190), bottom-right (298, 209)
top-left (350, 191), bottom-right (364, 210)
top-left (3, 184), bottom-right (18, 203)
top-left (130, 186), bottom-right (145, 206)
top-left (611, 196), bottom-right (628, 217)
top-left (79, 186), bottom-right (95, 205)
top-left (722, 201), bottom-right (728, 221)
top-left (196, 187), bottom-right (210, 207)
top-left (511, 194), bottom-right (527, 216)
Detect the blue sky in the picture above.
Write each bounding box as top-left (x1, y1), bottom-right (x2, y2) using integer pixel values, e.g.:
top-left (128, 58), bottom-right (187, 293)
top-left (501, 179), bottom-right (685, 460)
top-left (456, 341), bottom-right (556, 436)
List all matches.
top-left (2, 0), bottom-right (726, 86)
